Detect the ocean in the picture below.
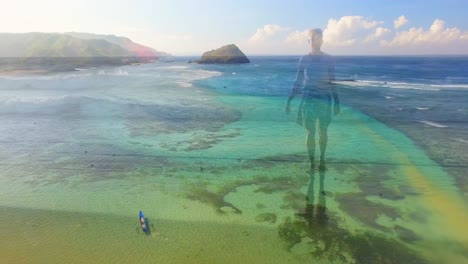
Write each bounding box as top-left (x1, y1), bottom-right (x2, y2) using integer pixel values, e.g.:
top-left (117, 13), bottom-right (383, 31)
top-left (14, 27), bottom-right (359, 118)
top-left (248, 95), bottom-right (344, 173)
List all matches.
top-left (0, 56), bottom-right (467, 263)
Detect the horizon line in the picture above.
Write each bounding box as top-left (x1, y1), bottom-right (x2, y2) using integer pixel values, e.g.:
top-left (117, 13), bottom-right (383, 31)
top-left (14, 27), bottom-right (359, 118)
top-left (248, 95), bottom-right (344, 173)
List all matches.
top-left (173, 53), bottom-right (468, 57)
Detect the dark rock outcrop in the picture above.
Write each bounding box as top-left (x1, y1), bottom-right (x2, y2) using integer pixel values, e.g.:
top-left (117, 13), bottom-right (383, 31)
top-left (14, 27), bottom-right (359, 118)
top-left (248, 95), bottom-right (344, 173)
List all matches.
top-left (196, 44), bottom-right (249, 64)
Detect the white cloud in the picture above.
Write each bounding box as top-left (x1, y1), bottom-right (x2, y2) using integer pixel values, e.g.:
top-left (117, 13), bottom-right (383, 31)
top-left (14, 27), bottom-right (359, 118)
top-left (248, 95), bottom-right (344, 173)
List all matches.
top-left (323, 16), bottom-right (382, 46)
top-left (394, 16), bottom-right (409, 29)
top-left (285, 29), bottom-right (310, 45)
top-left (365, 27), bottom-right (391, 42)
top-left (248, 24), bottom-right (288, 43)
top-left (430, 19), bottom-right (445, 32)
top-left (284, 16), bottom-right (382, 48)
top-left (375, 27), bottom-right (391, 37)
top-left (245, 16), bottom-right (468, 55)
top-left (382, 19), bottom-right (467, 47)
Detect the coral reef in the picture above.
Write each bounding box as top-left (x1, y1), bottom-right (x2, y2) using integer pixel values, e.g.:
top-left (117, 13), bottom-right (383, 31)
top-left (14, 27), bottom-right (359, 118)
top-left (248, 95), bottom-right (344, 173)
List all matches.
top-left (278, 214), bottom-right (429, 264)
top-left (255, 213), bottom-right (277, 224)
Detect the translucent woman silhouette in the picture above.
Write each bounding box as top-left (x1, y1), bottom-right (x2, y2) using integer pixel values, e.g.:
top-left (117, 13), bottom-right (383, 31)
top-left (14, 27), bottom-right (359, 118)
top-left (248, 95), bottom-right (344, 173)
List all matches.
top-left (285, 28), bottom-right (340, 170)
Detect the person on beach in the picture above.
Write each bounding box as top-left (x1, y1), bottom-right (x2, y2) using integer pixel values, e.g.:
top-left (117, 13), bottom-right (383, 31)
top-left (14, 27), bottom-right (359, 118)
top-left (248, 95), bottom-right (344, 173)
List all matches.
top-left (285, 28), bottom-right (340, 170)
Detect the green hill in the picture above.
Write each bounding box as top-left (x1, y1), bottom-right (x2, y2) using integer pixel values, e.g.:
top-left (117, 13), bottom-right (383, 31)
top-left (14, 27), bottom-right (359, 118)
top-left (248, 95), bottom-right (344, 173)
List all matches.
top-left (65, 32), bottom-right (170, 57)
top-left (0, 33), bottom-right (134, 57)
top-left (0, 33), bottom-right (170, 73)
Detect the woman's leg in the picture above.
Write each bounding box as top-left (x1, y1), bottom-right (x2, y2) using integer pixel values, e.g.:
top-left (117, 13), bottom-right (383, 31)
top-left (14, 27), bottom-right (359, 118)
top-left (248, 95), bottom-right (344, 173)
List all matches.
top-left (306, 124), bottom-right (316, 168)
top-left (318, 121), bottom-right (328, 169)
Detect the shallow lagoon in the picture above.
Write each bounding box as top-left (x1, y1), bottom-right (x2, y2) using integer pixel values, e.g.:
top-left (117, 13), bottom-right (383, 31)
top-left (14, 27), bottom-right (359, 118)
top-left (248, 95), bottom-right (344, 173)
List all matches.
top-left (1, 58), bottom-right (467, 263)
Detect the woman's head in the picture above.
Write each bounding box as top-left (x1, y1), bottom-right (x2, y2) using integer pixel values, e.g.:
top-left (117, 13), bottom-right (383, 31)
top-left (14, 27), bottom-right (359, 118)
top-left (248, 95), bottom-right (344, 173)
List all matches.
top-left (308, 28), bottom-right (323, 51)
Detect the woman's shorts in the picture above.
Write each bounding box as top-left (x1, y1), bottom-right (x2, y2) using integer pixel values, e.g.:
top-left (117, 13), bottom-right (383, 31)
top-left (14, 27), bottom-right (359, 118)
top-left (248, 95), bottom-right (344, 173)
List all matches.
top-left (296, 95), bottom-right (331, 130)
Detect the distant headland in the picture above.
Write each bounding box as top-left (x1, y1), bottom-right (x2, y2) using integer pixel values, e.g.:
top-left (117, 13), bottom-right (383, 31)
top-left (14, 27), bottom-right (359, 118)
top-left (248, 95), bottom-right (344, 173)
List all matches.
top-left (0, 32), bottom-right (170, 75)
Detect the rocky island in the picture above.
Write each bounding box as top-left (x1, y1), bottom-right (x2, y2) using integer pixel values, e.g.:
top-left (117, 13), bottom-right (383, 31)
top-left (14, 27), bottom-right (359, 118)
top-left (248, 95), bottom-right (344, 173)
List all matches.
top-left (196, 44), bottom-right (250, 64)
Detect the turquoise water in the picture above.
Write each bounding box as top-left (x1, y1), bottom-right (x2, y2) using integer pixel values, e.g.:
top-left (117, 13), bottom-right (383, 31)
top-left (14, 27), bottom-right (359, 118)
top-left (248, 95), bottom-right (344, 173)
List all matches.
top-left (0, 58), bottom-right (467, 263)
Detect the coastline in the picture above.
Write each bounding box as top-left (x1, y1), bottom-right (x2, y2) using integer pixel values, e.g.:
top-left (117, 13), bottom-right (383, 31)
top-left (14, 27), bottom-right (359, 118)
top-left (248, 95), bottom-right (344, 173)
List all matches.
top-left (0, 56), bottom-right (158, 77)
top-left (0, 69), bottom-right (51, 76)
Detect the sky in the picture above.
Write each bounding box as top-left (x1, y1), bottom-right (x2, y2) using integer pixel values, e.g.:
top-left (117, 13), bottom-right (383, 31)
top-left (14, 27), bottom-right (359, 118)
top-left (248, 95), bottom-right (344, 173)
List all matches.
top-left (1, 0), bottom-right (468, 55)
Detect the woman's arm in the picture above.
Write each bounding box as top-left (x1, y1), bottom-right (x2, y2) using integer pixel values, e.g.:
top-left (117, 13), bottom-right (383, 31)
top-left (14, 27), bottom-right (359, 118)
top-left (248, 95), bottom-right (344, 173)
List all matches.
top-left (285, 64), bottom-right (304, 113)
top-left (328, 58), bottom-right (340, 115)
